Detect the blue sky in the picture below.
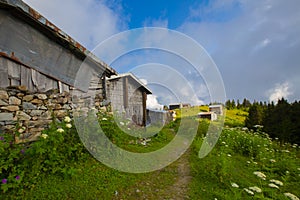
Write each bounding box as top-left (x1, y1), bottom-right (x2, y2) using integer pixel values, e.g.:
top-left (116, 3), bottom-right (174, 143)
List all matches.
top-left (122, 0), bottom-right (198, 29)
top-left (23, 0), bottom-right (300, 108)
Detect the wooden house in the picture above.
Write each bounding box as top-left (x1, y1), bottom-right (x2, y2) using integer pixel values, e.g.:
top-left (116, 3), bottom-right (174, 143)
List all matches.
top-left (209, 104), bottom-right (224, 115)
top-left (198, 112), bottom-right (217, 121)
top-left (0, 0), bottom-right (116, 95)
top-left (107, 73), bottom-right (152, 126)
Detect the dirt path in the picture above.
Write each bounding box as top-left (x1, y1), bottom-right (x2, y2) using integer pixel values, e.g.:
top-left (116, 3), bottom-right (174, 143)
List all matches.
top-left (114, 150), bottom-right (192, 200)
top-left (162, 150), bottom-right (192, 200)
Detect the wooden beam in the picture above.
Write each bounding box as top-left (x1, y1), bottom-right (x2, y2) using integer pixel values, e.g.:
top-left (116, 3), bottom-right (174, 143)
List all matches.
top-left (123, 77), bottom-right (128, 109)
top-left (142, 91), bottom-right (147, 126)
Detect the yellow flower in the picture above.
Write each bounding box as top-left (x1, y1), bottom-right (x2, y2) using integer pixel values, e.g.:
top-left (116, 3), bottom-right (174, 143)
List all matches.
top-left (57, 128), bottom-right (64, 133)
top-left (64, 116), bottom-right (71, 123)
top-left (66, 124), bottom-right (72, 129)
top-left (41, 134), bottom-right (48, 139)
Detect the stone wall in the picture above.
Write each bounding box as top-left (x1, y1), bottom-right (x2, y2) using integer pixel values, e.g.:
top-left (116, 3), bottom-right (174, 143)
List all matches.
top-left (0, 85), bottom-right (106, 143)
top-left (147, 109), bottom-right (173, 126)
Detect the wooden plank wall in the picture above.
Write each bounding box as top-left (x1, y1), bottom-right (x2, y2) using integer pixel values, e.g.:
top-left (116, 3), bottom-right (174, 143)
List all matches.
top-left (0, 57), bottom-right (105, 103)
top-left (0, 56), bottom-right (67, 92)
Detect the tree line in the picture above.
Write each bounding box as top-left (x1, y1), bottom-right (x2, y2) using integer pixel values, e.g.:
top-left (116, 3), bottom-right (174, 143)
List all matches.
top-left (225, 98), bottom-right (300, 144)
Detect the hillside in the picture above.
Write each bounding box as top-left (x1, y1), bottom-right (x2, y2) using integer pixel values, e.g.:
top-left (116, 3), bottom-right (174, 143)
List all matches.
top-left (1, 107), bottom-right (299, 199)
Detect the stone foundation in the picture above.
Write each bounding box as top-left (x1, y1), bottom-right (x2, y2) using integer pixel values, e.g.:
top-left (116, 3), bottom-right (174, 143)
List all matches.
top-left (0, 85), bottom-right (106, 143)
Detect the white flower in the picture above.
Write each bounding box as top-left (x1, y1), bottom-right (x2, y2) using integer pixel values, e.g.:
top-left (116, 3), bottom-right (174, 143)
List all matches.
top-left (41, 134), bottom-right (48, 139)
top-left (247, 161), bottom-right (251, 164)
top-left (253, 171), bottom-right (266, 180)
top-left (268, 183), bottom-right (279, 189)
top-left (270, 159), bottom-right (276, 163)
top-left (66, 123), bottom-right (72, 129)
top-left (57, 128), bottom-right (64, 133)
top-left (102, 117), bottom-right (107, 121)
top-left (244, 188), bottom-right (254, 195)
top-left (249, 186), bottom-right (262, 193)
top-left (231, 183), bottom-right (239, 188)
top-left (269, 179), bottom-right (283, 186)
top-left (227, 154), bottom-right (232, 157)
top-left (64, 116), bottom-right (71, 123)
top-left (284, 193), bottom-right (299, 200)
top-left (119, 122), bottom-right (125, 126)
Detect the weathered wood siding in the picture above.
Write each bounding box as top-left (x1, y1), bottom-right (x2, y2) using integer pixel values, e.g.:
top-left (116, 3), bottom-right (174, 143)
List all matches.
top-left (107, 77), bottom-right (145, 125)
top-left (0, 57), bottom-right (104, 99)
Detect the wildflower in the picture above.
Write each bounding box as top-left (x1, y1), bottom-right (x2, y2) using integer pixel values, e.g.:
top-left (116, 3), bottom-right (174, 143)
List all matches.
top-left (269, 179), bottom-right (283, 186)
top-left (244, 188), bottom-right (254, 195)
top-left (284, 193), bottom-right (299, 200)
top-left (57, 128), bottom-right (64, 133)
top-left (231, 183), bottom-right (239, 188)
top-left (41, 134), bottom-right (48, 139)
top-left (0, 136), bottom-right (4, 141)
top-left (249, 186), bottom-right (262, 193)
top-left (286, 170), bottom-right (290, 174)
top-left (253, 162), bottom-right (258, 165)
top-left (102, 117), bottom-right (107, 121)
top-left (66, 123), bottom-right (72, 129)
top-left (64, 116), bottom-right (71, 123)
top-left (119, 122), bottom-right (125, 126)
top-left (227, 154), bottom-right (232, 157)
top-left (253, 171), bottom-right (266, 180)
top-left (246, 161), bottom-right (251, 164)
top-left (20, 149), bottom-right (25, 154)
top-left (1, 179), bottom-right (7, 184)
top-left (221, 141), bottom-right (226, 144)
top-left (15, 176), bottom-right (20, 180)
top-left (270, 159), bottom-right (276, 163)
top-left (268, 183), bottom-right (279, 189)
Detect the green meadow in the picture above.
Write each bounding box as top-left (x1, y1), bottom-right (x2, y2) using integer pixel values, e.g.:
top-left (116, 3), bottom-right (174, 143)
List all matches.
top-left (1, 107), bottom-right (299, 199)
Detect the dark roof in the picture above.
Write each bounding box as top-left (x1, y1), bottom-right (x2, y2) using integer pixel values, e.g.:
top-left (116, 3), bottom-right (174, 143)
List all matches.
top-left (0, 0), bottom-right (117, 77)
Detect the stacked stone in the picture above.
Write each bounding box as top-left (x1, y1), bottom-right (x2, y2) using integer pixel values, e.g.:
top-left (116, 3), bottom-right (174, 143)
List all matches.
top-left (0, 85), bottom-right (107, 143)
top-left (0, 86), bottom-right (74, 142)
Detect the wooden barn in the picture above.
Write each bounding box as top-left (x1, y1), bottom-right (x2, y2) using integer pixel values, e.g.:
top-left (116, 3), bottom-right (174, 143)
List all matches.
top-left (107, 73), bottom-right (152, 126)
top-left (209, 105), bottom-right (224, 115)
top-left (198, 112), bottom-right (217, 121)
top-left (0, 0), bottom-right (116, 94)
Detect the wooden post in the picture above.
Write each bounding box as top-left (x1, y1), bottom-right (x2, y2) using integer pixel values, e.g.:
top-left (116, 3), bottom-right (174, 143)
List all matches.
top-left (102, 72), bottom-right (107, 100)
top-left (123, 77), bottom-right (128, 109)
top-left (142, 91), bottom-right (147, 126)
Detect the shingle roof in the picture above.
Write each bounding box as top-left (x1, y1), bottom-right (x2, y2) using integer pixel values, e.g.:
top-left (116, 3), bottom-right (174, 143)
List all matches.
top-left (0, 0), bottom-right (117, 77)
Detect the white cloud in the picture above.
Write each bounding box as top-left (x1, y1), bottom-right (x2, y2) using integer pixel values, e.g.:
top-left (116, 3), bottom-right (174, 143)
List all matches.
top-left (143, 18), bottom-right (168, 28)
top-left (147, 95), bottom-right (163, 110)
top-left (267, 82), bottom-right (292, 103)
top-left (23, 0), bottom-right (127, 49)
top-left (179, 0), bottom-right (300, 101)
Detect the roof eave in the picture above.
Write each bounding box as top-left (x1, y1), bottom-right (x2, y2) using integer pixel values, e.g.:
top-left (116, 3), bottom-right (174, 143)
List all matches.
top-left (0, 0), bottom-right (117, 76)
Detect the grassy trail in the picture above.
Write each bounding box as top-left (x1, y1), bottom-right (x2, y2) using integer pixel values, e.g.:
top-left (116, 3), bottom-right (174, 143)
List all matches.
top-left (112, 149), bottom-right (192, 200)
